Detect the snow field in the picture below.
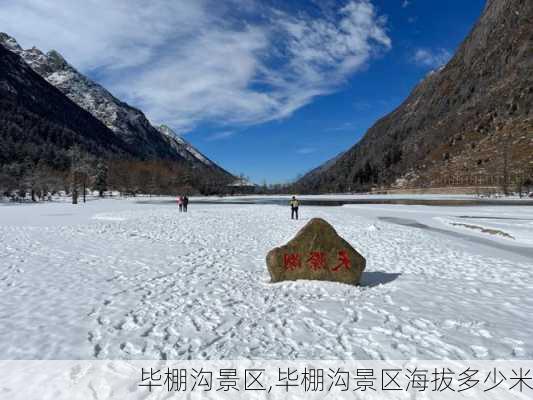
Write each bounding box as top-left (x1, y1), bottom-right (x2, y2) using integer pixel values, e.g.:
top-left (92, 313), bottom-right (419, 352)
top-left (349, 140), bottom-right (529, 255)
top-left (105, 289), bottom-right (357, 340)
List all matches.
top-left (0, 199), bottom-right (531, 360)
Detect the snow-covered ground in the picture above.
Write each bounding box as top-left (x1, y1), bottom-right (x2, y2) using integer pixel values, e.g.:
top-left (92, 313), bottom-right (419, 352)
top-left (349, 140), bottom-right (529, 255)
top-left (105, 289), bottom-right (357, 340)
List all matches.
top-left (0, 198), bottom-right (532, 360)
top-left (436, 214), bottom-right (533, 246)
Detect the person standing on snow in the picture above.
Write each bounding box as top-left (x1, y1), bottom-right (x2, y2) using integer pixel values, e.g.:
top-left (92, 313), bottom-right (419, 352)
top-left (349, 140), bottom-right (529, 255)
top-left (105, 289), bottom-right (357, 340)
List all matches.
top-left (177, 195), bottom-right (184, 212)
top-left (290, 196), bottom-right (300, 220)
top-left (183, 195), bottom-right (189, 212)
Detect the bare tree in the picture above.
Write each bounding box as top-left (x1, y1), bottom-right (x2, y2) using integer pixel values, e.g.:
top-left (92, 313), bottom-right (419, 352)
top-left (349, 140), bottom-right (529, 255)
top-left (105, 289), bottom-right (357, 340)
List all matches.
top-left (499, 126), bottom-right (513, 196)
top-left (68, 145), bottom-right (92, 204)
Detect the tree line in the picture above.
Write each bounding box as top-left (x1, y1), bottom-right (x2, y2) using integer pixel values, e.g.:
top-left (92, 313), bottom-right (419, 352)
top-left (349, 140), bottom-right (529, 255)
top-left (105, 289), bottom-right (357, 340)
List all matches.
top-left (0, 145), bottom-right (234, 203)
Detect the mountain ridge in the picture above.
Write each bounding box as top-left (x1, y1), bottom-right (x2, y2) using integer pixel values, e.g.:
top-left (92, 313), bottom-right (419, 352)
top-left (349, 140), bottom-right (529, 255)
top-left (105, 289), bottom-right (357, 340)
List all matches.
top-left (296, 0), bottom-right (533, 193)
top-left (0, 43), bottom-right (135, 170)
top-left (0, 32), bottom-right (230, 176)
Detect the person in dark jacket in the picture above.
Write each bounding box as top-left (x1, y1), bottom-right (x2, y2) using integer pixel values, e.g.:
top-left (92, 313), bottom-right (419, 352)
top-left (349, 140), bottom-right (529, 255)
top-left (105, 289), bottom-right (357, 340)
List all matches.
top-left (183, 195), bottom-right (189, 212)
top-left (290, 196), bottom-right (300, 220)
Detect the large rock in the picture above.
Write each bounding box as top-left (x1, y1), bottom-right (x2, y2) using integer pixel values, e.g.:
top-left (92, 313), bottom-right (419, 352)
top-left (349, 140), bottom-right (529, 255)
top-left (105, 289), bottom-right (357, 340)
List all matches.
top-left (266, 218), bottom-right (366, 285)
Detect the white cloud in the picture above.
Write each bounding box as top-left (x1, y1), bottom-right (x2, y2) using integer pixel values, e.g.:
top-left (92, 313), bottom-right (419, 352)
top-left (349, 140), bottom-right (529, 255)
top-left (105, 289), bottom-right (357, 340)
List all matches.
top-left (296, 147), bottom-right (317, 155)
top-left (205, 131), bottom-right (238, 141)
top-left (0, 0), bottom-right (391, 133)
top-left (0, 0), bottom-right (205, 71)
top-left (413, 48), bottom-right (452, 69)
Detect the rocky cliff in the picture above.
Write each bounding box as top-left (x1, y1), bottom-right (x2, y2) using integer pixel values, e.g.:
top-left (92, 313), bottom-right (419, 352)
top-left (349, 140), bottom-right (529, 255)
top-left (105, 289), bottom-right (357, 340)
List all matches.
top-left (297, 0), bottom-right (533, 192)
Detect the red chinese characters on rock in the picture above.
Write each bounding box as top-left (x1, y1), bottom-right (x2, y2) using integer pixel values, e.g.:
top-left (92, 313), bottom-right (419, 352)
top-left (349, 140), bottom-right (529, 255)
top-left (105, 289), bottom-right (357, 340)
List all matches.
top-left (283, 253), bottom-right (302, 270)
top-left (332, 250), bottom-right (351, 272)
top-left (282, 250), bottom-right (351, 272)
top-left (307, 251), bottom-right (327, 271)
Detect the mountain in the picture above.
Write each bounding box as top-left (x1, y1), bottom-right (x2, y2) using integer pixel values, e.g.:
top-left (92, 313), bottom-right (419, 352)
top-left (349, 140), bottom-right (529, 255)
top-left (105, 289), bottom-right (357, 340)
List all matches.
top-left (0, 43), bottom-right (134, 169)
top-left (0, 33), bottom-right (230, 175)
top-left (297, 0), bottom-right (533, 193)
top-left (302, 151), bottom-right (344, 180)
top-left (157, 124), bottom-right (230, 175)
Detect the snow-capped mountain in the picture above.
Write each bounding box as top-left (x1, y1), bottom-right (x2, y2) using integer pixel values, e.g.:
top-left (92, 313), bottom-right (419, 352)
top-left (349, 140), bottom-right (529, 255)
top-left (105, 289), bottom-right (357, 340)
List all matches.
top-left (157, 125), bottom-right (216, 168)
top-left (0, 32), bottom-right (228, 174)
top-left (0, 42), bottom-right (134, 167)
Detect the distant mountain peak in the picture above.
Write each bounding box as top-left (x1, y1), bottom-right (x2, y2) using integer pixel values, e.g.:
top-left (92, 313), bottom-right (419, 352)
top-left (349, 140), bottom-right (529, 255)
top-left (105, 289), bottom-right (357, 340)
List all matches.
top-left (0, 42), bottom-right (134, 166)
top-left (45, 50), bottom-right (69, 70)
top-left (159, 124), bottom-right (180, 138)
top-left (0, 34), bottom-right (71, 77)
top-left (0, 32), bottom-right (22, 52)
top-left (0, 32), bottom-right (233, 178)
top-left (1, 32), bottom-right (231, 177)
top-left (156, 125), bottom-right (220, 169)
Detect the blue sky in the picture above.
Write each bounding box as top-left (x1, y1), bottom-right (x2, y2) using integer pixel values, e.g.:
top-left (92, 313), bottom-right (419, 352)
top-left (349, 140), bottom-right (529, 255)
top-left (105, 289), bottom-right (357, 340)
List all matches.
top-left (1, 0), bottom-right (485, 183)
top-left (197, 0), bottom-right (485, 183)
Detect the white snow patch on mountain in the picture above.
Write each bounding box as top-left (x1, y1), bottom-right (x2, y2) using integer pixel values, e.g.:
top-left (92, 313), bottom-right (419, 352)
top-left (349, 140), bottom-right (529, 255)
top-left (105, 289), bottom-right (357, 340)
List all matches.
top-left (157, 125), bottom-right (215, 167)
